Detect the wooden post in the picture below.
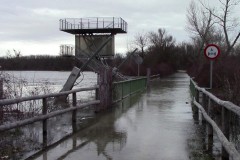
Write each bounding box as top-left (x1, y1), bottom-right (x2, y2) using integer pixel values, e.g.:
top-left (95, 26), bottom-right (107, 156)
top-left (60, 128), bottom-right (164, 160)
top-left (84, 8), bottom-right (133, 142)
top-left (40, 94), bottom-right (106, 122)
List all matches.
top-left (221, 106), bottom-right (230, 160)
top-left (147, 68), bottom-right (151, 88)
top-left (72, 93), bottom-right (77, 133)
top-left (195, 90), bottom-right (200, 116)
top-left (95, 73), bottom-right (100, 100)
top-left (201, 93), bottom-right (207, 124)
top-left (207, 98), bottom-right (213, 152)
top-left (72, 93), bottom-right (77, 106)
top-left (42, 98), bottom-right (48, 147)
top-left (122, 82), bottom-right (124, 100)
top-left (97, 67), bottom-right (112, 112)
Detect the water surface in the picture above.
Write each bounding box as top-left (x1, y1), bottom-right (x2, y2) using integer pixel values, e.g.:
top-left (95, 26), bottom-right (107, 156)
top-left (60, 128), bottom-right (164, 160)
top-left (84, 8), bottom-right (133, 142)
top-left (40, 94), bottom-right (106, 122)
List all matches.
top-left (30, 72), bottom-right (215, 160)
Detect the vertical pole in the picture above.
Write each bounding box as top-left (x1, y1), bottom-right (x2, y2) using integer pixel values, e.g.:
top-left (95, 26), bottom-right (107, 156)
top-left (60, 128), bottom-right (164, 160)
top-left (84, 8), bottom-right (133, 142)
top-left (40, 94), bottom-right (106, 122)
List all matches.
top-left (64, 19), bottom-right (67, 29)
top-left (210, 61), bottom-right (213, 89)
top-left (202, 93), bottom-right (207, 124)
top-left (103, 18), bottom-right (104, 28)
top-left (207, 98), bottom-right (213, 152)
top-left (97, 18), bottom-right (98, 28)
top-left (88, 19), bottom-right (89, 29)
top-left (74, 19), bottom-right (75, 29)
top-left (192, 89), bottom-right (199, 121)
top-left (195, 90), bottom-right (199, 118)
top-left (113, 17), bottom-right (114, 28)
top-left (97, 67), bottom-right (112, 112)
top-left (72, 93), bottom-right (77, 106)
top-left (81, 18), bottom-right (82, 29)
top-left (122, 82), bottom-right (124, 100)
top-left (95, 85), bottom-right (99, 101)
top-left (72, 93), bottom-right (77, 133)
top-left (138, 64), bottom-right (140, 77)
top-left (221, 107), bottom-right (230, 160)
top-left (120, 18), bottom-right (122, 29)
top-left (42, 98), bottom-right (48, 148)
top-left (147, 68), bottom-right (151, 88)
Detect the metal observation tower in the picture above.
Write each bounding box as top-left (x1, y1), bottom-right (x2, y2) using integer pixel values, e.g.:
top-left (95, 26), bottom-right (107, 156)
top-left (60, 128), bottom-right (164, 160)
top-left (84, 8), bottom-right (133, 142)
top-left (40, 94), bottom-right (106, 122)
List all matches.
top-left (59, 17), bottom-right (127, 92)
top-left (60, 17), bottom-right (127, 70)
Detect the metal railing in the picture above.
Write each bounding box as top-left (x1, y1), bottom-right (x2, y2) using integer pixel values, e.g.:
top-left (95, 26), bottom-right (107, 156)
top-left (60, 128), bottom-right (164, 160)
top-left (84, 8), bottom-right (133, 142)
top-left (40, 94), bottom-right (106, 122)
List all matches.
top-left (113, 77), bottom-right (147, 103)
top-left (59, 17), bottom-right (128, 33)
top-left (190, 78), bottom-right (240, 160)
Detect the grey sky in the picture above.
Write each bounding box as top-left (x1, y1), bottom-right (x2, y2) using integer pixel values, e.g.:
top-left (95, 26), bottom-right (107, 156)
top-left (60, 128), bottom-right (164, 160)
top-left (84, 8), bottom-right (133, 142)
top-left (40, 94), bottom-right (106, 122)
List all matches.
top-left (0, 0), bottom-right (192, 56)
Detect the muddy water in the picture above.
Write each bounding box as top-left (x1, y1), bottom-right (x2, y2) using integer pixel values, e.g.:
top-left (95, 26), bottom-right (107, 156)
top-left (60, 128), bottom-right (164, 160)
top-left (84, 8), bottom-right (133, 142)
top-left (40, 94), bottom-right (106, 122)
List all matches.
top-left (29, 72), bottom-right (216, 160)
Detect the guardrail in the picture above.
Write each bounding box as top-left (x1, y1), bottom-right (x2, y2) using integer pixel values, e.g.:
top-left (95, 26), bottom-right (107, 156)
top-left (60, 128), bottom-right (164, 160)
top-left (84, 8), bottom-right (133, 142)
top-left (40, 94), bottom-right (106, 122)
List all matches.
top-left (190, 78), bottom-right (240, 160)
top-left (113, 77), bottom-right (147, 103)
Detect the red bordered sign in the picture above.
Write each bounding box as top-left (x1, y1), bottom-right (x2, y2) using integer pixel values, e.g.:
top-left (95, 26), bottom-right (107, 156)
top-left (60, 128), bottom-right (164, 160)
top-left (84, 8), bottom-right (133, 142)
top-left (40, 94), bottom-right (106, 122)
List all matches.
top-left (204, 44), bottom-right (220, 60)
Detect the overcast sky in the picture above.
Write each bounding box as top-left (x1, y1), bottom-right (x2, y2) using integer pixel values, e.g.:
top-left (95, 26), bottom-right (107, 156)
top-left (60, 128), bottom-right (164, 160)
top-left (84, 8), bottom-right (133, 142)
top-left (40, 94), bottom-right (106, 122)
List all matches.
top-left (0, 0), bottom-right (192, 56)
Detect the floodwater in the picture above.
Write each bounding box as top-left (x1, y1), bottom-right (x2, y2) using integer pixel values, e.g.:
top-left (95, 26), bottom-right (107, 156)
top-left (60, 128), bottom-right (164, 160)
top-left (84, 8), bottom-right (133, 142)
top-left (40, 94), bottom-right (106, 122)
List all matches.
top-left (24, 71), bottom-right (217, 160)
top-left (3, 70), bottom-right (97, 100)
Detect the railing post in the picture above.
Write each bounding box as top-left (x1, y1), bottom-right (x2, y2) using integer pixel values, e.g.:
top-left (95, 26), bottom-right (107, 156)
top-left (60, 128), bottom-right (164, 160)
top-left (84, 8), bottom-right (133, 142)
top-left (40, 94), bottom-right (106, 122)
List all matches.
top-left (72, 92), bottom-right (77, 132)
top-left (72, 93), bottom-right (77, 106)
top-left (207, 98), bottom-right (213, 152)
top-left (95, 86), bottom-right (99, 101)
top-left (97, 18), bottom-right (98, 28)
top-left (122, 82), bottom-right (124, 100)
top-left (42, 98), bottom-right (48, 148)
top-left (88, 19), bottom-right (90, 29)
top-left (81, 18), bottom-right (83, 29)
top-left (147, 68), bottom-right (151, 88)
top-left (192, 89), bottom-right (199, 121)
top-left (221, 106), bottom-right (230, 160)
top-left (113, 17), bottom-right (114, 28)
top-left (202, 93), bottom-right (207, 124)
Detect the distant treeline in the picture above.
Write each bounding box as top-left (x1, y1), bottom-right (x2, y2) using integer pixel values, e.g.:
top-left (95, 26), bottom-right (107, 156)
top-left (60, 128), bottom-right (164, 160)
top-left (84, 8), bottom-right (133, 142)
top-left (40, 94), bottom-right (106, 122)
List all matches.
top-left (0, 55), bottom-right (82, 71)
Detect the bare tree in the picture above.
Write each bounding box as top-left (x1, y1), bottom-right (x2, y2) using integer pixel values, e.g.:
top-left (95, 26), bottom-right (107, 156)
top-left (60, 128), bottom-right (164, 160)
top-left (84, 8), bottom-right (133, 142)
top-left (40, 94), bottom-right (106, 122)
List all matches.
top-left (134, 32), bottom-right (149, 57)
top-left (13, 49), bottom-right (21, 58)
top-left (186, 0), bottom-right (215, 54)
top-left (200, 0), bottom-right (240, 54)
top-left (148, 28), bottom-right (175, 49)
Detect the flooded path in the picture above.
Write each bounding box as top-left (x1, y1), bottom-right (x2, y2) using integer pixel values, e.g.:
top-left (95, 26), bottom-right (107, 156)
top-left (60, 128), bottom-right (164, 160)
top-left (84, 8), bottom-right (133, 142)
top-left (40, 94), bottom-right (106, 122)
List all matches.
top-left (30, 72), bottom-right (215, 160)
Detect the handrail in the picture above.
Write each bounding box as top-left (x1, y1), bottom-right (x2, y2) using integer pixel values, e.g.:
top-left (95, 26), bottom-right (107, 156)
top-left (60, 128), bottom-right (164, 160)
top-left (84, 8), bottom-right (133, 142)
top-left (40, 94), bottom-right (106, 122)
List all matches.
top-left (190, 78), bottom-right (240, 116)
top-left (190, 78), bottom-right (240, 160)
top-left (0, 100), bottom-right (100, 132)
top-left (194, 99), bottom-right (240, 160)
top-left (113, 77), bottom-right (147, 85)
top-left (0, 85), bottom-right (99, 106)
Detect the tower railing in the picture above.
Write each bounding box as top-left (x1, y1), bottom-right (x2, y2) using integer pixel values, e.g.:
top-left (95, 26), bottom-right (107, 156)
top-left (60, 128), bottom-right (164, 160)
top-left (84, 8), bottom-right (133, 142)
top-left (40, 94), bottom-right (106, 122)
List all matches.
top-left (59, 17), bottom-right (127, 33)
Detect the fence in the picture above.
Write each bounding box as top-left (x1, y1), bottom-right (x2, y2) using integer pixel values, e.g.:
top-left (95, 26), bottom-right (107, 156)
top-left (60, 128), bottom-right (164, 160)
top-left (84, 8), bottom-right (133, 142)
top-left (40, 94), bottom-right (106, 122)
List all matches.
top-left (0, 86), bottom-right (99, 149)
top-left (190, 78), bottom-right (240, 160)
top-left (113, 77), bottom-right (147, 103)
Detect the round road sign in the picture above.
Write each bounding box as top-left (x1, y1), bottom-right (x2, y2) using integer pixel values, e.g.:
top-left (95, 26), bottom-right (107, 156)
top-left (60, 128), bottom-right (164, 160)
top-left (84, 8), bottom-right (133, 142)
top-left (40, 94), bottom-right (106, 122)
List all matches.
top-left (204, 44), bottom-right (220, 60)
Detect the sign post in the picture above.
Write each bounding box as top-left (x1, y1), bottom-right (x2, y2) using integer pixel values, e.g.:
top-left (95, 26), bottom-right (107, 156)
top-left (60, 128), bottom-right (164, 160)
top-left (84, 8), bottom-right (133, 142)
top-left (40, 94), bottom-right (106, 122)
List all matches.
top-left (204, 44), bottom-right (220, 89)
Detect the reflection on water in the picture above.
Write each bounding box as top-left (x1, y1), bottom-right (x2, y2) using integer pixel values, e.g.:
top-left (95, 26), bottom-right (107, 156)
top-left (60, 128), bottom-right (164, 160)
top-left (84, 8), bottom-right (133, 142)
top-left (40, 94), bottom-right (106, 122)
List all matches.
top-left (29, 94), bottom-right (139, 160)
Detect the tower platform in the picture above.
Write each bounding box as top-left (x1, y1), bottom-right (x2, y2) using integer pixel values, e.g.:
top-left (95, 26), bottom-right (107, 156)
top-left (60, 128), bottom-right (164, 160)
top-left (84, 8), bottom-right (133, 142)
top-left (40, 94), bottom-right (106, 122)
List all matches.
top-left (59, 17), bottom-right (127, 35)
